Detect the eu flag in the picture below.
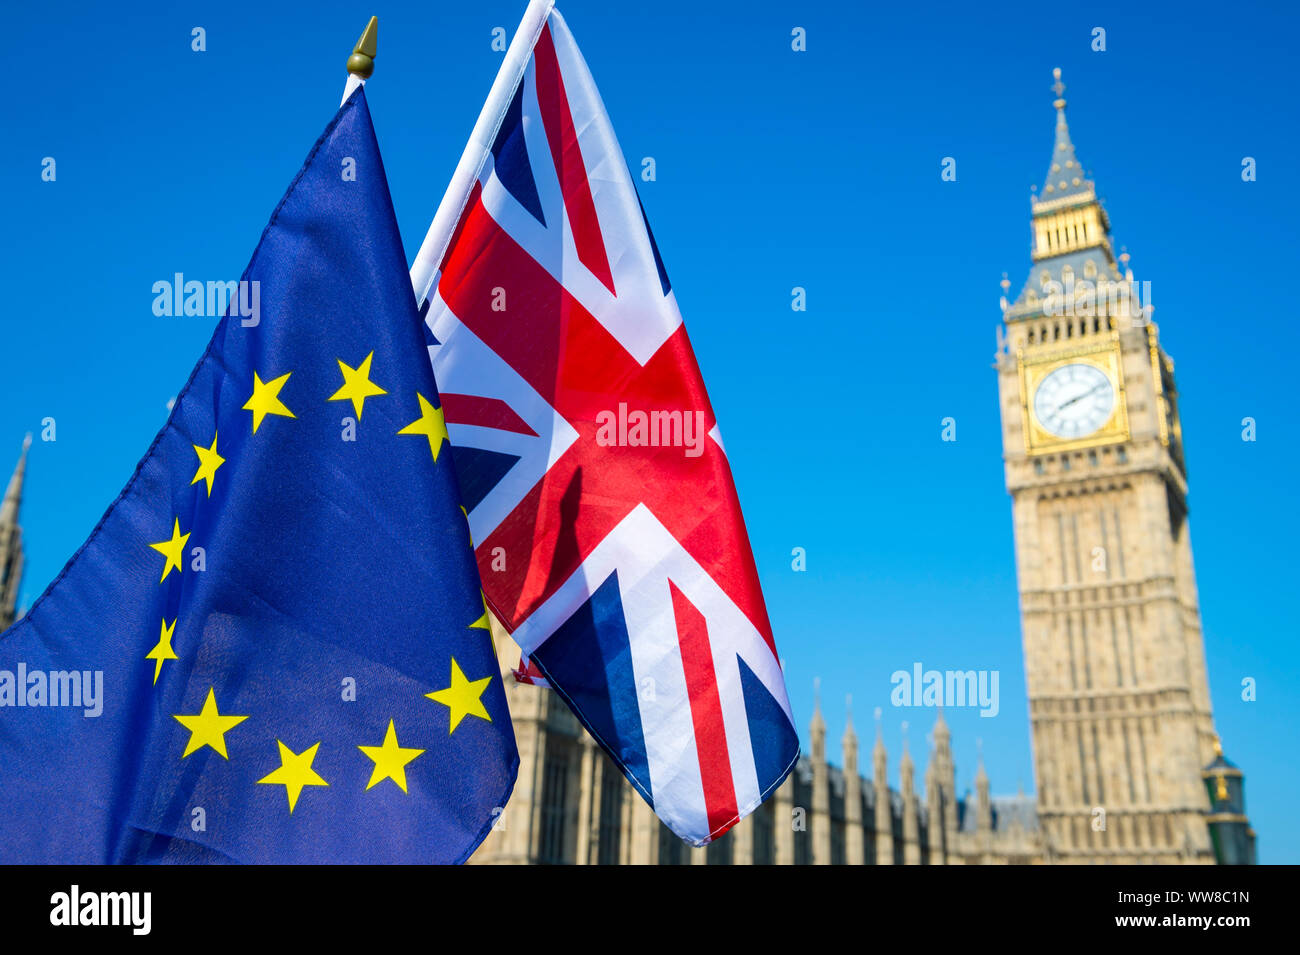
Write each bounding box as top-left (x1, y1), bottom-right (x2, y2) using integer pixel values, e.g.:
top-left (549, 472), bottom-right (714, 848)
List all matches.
top-left (0, 88), bottom-right (517, 863)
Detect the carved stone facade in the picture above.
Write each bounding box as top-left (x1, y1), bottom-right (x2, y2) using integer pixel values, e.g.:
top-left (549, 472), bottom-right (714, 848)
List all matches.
top-left (471, 631), bottom-right (1042, 865)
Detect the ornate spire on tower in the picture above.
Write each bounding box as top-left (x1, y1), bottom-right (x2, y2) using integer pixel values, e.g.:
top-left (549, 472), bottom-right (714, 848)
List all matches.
top-left (872, 706), bottom-right (888, 775)
top-left (929, 707), bottom-right (959, 853)
top-left (811, 676), bottom-right (824, 725)
top-left (810, 676), bottom-right (826, 759)
top-left (933, 705), bottom-right (950, 743)
top-left (0, 435), bottom-right (32, 629)
top-left (899, 722), bottom-right (920, 864)
top-left (842, 694), bottom-right (865, 865)
top-left (899, 723), bottom-right (914, 807)
top-left (809, 677), bottom-right (831, 864)
top-left (1, 434), bottom-right (29, 524)
top-left (842, 693), bottom-right (858, 765)
top-left (975, 738), bottom-right (992, 834)
top-left (1005, 67), bottom-right (1115, 318)
top-left (1040, 67), bottom-right (1092, 204)
top-left (872, 706), bottom-right (893, 864)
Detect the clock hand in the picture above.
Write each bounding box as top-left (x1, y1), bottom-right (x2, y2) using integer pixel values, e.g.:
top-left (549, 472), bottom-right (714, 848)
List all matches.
top-left (1056, 383), bottom-right (1105, 412)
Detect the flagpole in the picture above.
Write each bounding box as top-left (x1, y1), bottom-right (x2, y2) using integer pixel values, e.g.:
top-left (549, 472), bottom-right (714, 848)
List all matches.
top-left (341, 16), bottom-right (378, 105)
top-left (408, 0), bottom-right (555, 306)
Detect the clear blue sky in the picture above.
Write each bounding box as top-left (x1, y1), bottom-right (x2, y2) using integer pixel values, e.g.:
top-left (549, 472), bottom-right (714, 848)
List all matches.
top-left (4, 0), bottom-right (1296, 862)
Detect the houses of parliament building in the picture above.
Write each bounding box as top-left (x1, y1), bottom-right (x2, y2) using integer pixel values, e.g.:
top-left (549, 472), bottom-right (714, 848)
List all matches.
top-left (0, 71), bottom-right (1255, 866)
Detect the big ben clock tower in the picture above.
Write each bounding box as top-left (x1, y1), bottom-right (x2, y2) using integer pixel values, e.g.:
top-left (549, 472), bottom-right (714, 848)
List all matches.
top-left (995, 70), bottom-right (1250, 864)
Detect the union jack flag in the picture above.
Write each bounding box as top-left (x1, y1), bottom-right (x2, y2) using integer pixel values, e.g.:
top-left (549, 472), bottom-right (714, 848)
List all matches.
top-left (417, 6), bottom-right (797, 846)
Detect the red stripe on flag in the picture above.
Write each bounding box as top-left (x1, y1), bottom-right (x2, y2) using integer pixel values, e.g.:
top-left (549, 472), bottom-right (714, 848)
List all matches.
top-left (670, 581), bottom-right (738, 838)
top-left (436, 189), bottom-right (779, 659)
top-left (532, 23), bottom-right (617, 296)
top-left (441, 393), bottom-right (538, 437)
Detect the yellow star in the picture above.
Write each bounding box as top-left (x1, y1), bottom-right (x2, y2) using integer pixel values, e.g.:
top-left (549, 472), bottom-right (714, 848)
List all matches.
top-left (470, 590), bottom-right (492, 634)
top-left (173, 687), bottom-right (248, 759)
top-left (328, 351), bottom-right (387, 419)
top-left (425, 658), bottom-right (493, 734)
top-left (243, 371), bottom-right (295, 433)
top-left (145, 617), bottom-right (178, 685)
top-left (148, 518), bottom-right (190, 583)
top-left (191, 431), bottom-right (225, 497)
top-left (257, 740), bottom-right (329, 813)
top-left (357, 720), bottom-right (425, 793)
top-left (461, 505), bottom-right (474, 547)
top-left (397, 393), bottom-right (448, 462)
top-left (470, 591), bottom-right (497, 656)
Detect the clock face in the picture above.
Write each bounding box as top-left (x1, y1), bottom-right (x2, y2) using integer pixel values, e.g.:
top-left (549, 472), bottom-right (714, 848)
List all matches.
top-left (1033, 362), bottom-right (1116, 439)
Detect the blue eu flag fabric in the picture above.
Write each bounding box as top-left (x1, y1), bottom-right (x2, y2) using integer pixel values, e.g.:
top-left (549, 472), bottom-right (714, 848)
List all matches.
top-left (0, 88), bottom-right (517, 863)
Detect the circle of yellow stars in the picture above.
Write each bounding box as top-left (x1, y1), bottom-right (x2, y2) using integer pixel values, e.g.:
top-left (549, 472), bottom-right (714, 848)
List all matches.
top-left (143, 351), bottom-right (492, 815)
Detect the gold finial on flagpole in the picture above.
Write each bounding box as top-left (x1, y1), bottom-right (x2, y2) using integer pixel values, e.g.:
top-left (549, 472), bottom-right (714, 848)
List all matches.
top-left (347, 16), bottom-right (378, 78)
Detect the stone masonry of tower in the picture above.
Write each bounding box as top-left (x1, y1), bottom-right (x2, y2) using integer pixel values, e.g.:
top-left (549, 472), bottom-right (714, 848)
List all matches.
top-left (993, 69), bottom-right (1248, 863)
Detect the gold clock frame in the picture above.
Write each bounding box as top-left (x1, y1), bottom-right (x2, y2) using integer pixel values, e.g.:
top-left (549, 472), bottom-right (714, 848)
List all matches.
top-left (1018, 334), bottom-right (1129, 455)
